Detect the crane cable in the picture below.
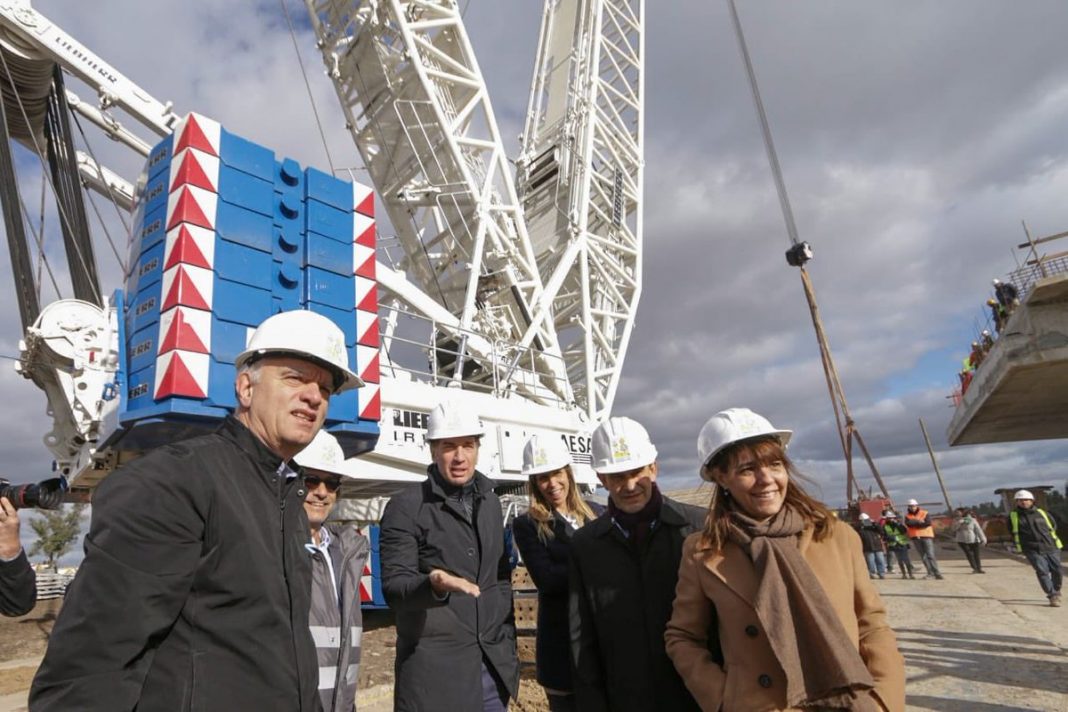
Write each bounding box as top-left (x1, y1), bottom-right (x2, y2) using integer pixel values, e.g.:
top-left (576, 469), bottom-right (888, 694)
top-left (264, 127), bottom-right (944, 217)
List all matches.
top-left (726, 0), bottom-right (799, 248)
top-left (279, 0), bottom-right (336, 175)
top-left (0, 48), bottom-right (101, 305)
top-left (69, 110), bottom-right (131, 274)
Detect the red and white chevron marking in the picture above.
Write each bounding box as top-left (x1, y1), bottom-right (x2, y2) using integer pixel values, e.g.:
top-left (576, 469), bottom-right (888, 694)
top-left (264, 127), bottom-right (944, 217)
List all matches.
top-left (153, 350), bottom-right (210, 400)
top-left (166, 184), bottom-right (218, 232)
top-left (172, 113), bottom-right (221, 157)
top-left (158, 306), bottom-right (211, 355)
top-left (169, 147), bottom-right (221, 194)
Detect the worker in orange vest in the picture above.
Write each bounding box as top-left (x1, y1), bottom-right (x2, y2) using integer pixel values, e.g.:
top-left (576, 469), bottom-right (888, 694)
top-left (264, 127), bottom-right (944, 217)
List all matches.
top-left (905, 499), bottom-right (943, 580)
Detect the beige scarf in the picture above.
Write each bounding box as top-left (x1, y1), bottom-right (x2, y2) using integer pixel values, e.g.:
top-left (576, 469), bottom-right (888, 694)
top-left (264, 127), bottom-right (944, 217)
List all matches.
top-left (727, 505), bottom-right (878, 710)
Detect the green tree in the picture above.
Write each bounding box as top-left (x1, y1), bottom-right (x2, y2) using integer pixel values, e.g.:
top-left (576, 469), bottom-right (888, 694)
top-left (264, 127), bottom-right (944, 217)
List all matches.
top-left (28, 504), bottom-right (86, 572)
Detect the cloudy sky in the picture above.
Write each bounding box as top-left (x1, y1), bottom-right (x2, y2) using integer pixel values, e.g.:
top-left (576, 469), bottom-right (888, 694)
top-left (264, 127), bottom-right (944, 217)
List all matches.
top-left (4, 1), bottom-right (1068, 558)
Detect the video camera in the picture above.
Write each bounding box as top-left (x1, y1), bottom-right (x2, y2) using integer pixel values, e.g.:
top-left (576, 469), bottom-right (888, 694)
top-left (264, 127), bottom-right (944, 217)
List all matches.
top-left (0, 477), bottom-right (67, 510)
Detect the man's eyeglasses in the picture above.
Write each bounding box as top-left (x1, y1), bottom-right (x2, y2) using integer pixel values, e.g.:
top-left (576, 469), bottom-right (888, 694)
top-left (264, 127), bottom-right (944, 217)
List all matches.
top-left (303, 475), bottom-right (342, 492)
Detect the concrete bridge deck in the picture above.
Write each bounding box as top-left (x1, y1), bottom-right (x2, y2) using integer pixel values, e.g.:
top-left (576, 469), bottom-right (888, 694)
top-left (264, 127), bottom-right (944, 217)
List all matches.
top-left (948, 272), bottom-right (1068, 446)
top-left (1, 543), bottom-right (1065, 711)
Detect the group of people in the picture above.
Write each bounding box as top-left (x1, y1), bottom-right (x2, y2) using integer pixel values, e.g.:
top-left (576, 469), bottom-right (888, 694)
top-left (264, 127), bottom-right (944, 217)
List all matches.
top-left (514, 409), bottom-right (906, 711)
top-left (854, 501), bottom-right (942, 581)
top-left (1, 303), bottom-right (1058, 710)
top-left (959, 277), bottom-right (1020, 395)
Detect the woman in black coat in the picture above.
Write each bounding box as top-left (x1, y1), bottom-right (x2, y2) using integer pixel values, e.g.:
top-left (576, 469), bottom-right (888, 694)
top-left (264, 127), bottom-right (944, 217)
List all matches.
top-left (511, 435), bottom-right (601, 712)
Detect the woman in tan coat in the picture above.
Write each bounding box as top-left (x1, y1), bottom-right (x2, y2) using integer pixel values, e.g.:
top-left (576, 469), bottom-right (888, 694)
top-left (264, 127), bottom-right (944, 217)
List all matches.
top-left (665, 408), bottom-right (905, 712)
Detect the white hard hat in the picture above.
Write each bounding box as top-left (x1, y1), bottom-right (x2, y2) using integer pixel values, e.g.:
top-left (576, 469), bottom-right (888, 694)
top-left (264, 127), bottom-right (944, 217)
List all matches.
top-left (522, 434), bottom-right (572, 477)
top-left (427, 401), bottom-right (484, 440)
top-left (591, 417), bottom-right (658, 474)
top-left (696, 408), bottom-right (792, 481)
top-left (859, 513), bottom-right (871, 521)
top-left (884, 511), bottom-right (898, 519)
top-left (1014, 489), bottom-right (1035, 500)
top-left (294, 430), bottom-right (351, 478)
top-left (907, 498), bottom-right (919, 506)
top-left (992, 278), bottom-right (1001, 285)
top-left (235, 310), bottom-right (362, 393)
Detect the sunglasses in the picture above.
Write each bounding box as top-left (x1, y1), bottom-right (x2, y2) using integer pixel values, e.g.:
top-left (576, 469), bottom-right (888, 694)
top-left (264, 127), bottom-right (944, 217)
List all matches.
top-left (303, 475), bottom-right (342, 492)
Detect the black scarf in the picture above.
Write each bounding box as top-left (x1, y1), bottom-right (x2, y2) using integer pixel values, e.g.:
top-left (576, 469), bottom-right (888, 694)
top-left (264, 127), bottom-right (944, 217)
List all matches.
top-left (608, 483), bottom-right (663, 549)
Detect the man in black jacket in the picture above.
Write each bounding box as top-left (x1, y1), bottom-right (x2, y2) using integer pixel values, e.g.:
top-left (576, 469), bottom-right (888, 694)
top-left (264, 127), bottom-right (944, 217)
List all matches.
top-left (380, 401), bottom-right (519, 711)
top-left (0, 496), bottom-right (36, 617)
top-left (30, 310), bottom-right (363, 712)
top-left (296, 430), bottom-right (370, 712)
top-left (569, 417), bottom-right (707, 712)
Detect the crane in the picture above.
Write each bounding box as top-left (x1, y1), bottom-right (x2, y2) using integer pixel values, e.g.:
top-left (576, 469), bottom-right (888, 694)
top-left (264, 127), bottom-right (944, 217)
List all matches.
top-left (0, 0), bottom-right (645, 497)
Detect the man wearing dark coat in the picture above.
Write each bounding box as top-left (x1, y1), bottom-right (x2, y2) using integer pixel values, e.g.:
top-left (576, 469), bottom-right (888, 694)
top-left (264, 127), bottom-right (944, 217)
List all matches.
top-left (380, 401), bottom-right (519, 711)
top-left (569, 417), bottom-right (709, 712)
top-left (29, 310), bottom-right (362, 711)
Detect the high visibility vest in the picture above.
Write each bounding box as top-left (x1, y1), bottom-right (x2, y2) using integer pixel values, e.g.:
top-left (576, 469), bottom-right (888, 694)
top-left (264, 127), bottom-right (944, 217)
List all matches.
top-left (1010, 508), bottom-right (1064, 552)
top-left (905, 508), bottom-right (934, 538)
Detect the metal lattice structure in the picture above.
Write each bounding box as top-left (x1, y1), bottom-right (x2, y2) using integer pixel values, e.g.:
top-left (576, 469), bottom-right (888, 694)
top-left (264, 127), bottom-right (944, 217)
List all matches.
top-left (307, 0), bottom-right (644, 421)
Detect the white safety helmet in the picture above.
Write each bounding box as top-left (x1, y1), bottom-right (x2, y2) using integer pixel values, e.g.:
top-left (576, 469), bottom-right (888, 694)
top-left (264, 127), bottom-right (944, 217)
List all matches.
top-left (858, 513), bottom-right (871, 521)
top-left (426, 401), bottom-right (484, 440)
top-left (521, 434), bottom-right (572, 477)
top-left (696, 408), bottom-right (792, 481)
top-left (992, 278), bottom-right (1001, 286)
top-left (591, 417), bottom-right (658, 474)
top-left (1014, 489), bottom-right (1035, 500)
top-left (294, 430), bottom-right (350, 478)
top-left (884, 511), bottom-right (898, 519)
top-left (236, 310), bottom-right (362, 393)
top-left (907, 498), bottom-right (919, 506)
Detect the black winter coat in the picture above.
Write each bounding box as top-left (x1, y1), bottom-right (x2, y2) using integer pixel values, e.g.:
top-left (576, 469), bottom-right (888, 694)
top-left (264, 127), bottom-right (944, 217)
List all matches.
top-left (29, 416), bottom-right (320, 712)
top-left (858, 522), bottom-right (886, 553)
top-left (569, 497), bottom-right (710, 712)
top-left (0, 549), bottom-right (36, 617)
top-left (512, 502), bottom-right (605, 692)
top-left (380, 466), bottom-right (519, 711)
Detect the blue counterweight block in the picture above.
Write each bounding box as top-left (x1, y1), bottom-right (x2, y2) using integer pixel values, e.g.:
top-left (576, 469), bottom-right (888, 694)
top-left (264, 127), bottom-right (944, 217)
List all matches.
top-left (219, 130), bottom-right (274, 182)
top-left (273, 226), bottom-right (303, 273)
top-left (212, 276), bottom-right (273, 325)
top-left (305, 266), bottom-right (354, 311)
top-left (127, 322), bottom-right (161, 375)
top-left (126, 239), bottom-right (166, 296)
top-left (273, 260), bottom-right (304, 304)
top-left (210, 316), bottom-right (255, 364)
top-left (134, 202), bottom-right (168, 255)
top-left (275, 158), bottom-right (303, 197)
top-left (305, 199), bottom-right (352, 243)
top-left (125, 279), bottom-right (164, 336)
top-left (326, 387), bottom-right (357, 422)
top-left (304, 167), bottom-right (351, 211)
top-left (218, 165), bottom-right (274, 217)
top-left (306, 302), bottom-right (356, 346)
top-left (215, 238), bottom-right (274, 288)
top-left (139, 169), bottom-right (172, 217)
top-left (145, 138), bottom-right (173, 181)
top-left (215, 202), bottom-right (273, 254)
top-left (306, 230), bottom-right (353, 276)
top-left (207, 359), bottom-right (238, 410)
top-left (329, 421), bottom-right (381, 458)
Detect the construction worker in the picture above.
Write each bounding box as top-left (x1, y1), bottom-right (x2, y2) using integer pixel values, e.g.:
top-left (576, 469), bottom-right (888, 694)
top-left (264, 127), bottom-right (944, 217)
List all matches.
top-left (31, 310), bottom-right (362, 711)
top-left (1010, 490), bottom-right (1063, 607)
top-left (857, 513), bottom-right (888, 579)
top-left (379, 401), bottom-right (519, 711)
top-left (905, 499), bottom-right (943, 580)
top-left (980, 329), bottom-right (995, 353)
top-left (882, 511), bottom-right (916, 579)
top-left (569, 417), bottom-right (706, 712)
top-left (992, 278), bottom-right (1020, 313)
top-left (295, 431), bottom-right (370, 712)
top-left (0, 496), bottom-right (36, 617)
top-left (968, 341), bottom-right (984, 370)
top-left (512, 434), bottom-right (603, 712)
top-left (986, 298), bottom-right (1006, 333)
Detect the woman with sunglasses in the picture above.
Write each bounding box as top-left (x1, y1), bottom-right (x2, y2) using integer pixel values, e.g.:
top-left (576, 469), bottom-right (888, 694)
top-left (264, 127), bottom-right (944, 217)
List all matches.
top-left (512, 435), bottom-right (602, 712)
top-left (665, 408), bottom-right (905, 712)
